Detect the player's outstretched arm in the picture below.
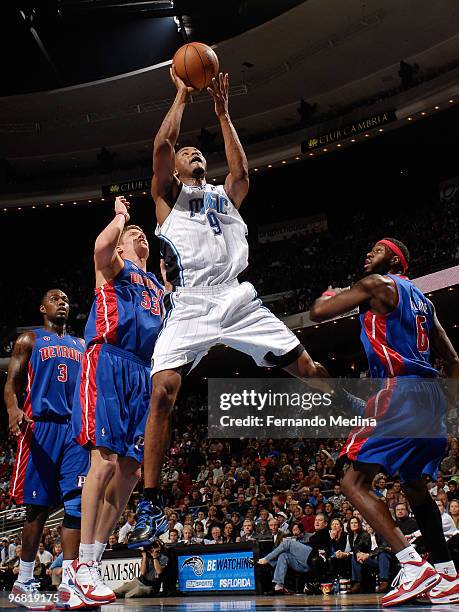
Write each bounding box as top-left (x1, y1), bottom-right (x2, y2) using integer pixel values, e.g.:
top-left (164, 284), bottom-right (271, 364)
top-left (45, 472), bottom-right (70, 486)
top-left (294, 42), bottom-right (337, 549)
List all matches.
top-left (430, 307), bottom-right (459, 380)
top-left (94, 196), bottom-right (129, 285)
top-left (208, 73), bottom-right (249, 209)
top-left (4, 332), bottom-right (35, 436)
top-left (310, 275), bottom-right (393, 322)
top-left (152, 66), bottom-right (195, 223)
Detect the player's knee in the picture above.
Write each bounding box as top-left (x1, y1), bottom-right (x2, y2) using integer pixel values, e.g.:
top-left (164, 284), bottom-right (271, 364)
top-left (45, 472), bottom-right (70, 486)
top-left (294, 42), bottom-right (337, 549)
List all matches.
top-left (151, 377), bottom-right (180, 415)
top-left (92, 453), bottom-right (117, 482)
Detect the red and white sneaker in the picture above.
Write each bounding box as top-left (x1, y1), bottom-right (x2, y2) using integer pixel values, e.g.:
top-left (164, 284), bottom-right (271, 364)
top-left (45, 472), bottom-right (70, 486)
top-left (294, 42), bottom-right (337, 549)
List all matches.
top-left (382, 560), bottom-right (440, 607)
top-left (426, 573), bottom-right (459, 604)
top-left (55, 583), bottom-right (86, 610)
top-left (69, 559), bottom-right (116, 605)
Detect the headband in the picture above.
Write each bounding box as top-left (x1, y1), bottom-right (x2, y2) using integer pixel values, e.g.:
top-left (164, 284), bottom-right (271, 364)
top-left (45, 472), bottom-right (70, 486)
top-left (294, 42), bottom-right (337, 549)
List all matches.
top-left (378, 239), bottom-right (408, 273)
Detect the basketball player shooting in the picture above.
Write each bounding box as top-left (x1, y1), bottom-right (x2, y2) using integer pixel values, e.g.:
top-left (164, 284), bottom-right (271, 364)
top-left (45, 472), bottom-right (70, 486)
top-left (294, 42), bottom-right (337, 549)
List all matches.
top-left (129, 67), bottom-right (328, 548)
top-left (310, 239), bottom-right (459, 606)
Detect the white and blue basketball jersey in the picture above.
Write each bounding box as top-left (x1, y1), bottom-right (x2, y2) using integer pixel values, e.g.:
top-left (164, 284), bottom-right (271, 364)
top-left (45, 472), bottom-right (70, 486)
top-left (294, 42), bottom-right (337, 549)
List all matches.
top-left (155, 182), bottom-right (249, 287)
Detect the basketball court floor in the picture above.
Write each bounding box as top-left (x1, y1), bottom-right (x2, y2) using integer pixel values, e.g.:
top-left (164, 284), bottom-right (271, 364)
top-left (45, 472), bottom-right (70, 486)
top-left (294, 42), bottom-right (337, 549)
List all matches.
top-left (2, 593), bottom-right (459, 612)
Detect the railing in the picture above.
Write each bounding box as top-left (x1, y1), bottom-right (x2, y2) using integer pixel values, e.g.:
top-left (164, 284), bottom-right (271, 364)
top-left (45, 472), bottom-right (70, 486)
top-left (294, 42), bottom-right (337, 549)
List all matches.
top-left (0, 506), bottom-right (64, 538)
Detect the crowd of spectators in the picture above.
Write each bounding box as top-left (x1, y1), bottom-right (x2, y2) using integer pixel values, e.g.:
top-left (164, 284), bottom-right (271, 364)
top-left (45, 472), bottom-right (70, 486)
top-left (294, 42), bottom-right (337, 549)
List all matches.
top-left (1, 392), bottom-right (459, 595)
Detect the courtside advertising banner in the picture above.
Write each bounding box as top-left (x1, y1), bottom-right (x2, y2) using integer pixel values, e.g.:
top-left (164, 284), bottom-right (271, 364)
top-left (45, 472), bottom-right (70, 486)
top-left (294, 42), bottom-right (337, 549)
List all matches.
top-left (178, 550), bottom-right (255, 592)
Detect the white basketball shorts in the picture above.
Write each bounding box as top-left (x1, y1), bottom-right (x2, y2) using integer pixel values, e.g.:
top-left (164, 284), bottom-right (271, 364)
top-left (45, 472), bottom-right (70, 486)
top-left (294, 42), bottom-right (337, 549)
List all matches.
top-left (151, 280), bottom-right (302, 375)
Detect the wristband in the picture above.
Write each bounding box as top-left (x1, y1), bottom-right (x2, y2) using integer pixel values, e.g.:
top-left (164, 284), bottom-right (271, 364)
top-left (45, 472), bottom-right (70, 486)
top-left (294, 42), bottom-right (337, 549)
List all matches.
top-left (321, 290), bottom-right (336, 298)
top-left (115, 211), bottom-right (128, 221)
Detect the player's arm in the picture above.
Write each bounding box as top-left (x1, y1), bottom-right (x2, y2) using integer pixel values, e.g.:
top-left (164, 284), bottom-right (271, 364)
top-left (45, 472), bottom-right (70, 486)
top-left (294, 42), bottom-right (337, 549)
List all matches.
top-left (430, 306), bottom-right (459, 379)
top-left (310, 275), bottom-right (393, 322)
top-left (152, 67), bottom-right (195, 223)
top-left (4, 332), bottom-right (35, 436)
top-left (94, 196), bottom-right (130, 285)
top-left (208, 73), bottom-right (249, 209)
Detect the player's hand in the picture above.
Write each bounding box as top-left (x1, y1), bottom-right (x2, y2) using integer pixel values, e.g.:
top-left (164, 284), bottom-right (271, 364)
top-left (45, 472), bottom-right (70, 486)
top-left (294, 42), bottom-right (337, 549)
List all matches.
top-left (170, 65), bottom-right (196, 97)
top-left (207, 72), bottom-right (229, 118)
top-left (8, 406), bottom-right (32, 437)
top-left (114, 196), bottom-right (130, 222)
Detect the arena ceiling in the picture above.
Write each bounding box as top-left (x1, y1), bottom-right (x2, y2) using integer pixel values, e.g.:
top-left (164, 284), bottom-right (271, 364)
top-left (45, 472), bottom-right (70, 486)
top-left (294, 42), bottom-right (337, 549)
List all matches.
top-left (1, 0), bottom-right (458, 176)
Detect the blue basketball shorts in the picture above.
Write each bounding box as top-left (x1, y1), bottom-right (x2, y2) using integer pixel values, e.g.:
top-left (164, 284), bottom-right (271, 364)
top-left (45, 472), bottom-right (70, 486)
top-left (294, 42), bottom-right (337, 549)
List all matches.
top-left (72, 343), bottom-right (151, 463)
top-left (340, 377), bottom-right (448, 483)
top-left (10, 419), bottom-right (89, 514)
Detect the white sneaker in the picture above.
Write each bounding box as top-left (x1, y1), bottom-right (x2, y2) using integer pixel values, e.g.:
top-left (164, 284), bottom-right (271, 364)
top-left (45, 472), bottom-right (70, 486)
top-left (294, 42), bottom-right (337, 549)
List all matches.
top-left (11, 579), bottom-right (54, 610)
top-left (55, 583), bottom-right (86, 610)
top-left (382, 559), bottom-right (440, 607)
top-left (69, 559), bottom-right (116, 605)
top-left (427, 572), bottom-right (459, 604)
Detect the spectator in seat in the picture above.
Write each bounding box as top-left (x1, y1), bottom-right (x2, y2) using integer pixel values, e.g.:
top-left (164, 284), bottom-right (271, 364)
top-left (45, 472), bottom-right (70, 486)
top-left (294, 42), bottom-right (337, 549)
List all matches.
top-left (276, 512), bottom-right (290, 534)
top-left (349, 525), bottom-right (391, 594)
top-left (194, 521), bottom-right (205, 540)
top-left (204, 526), bottom-right (223, 545)
top-left (447, 481), bottom-right (459, 502)
top-left (301, 504), bottom-right (316, 534)
top-left (257, 527), bottom-right (312, 594)
top-left (240, 519), bottom-right (257, 542)
top-left (222, 522), bottom-right (238, 543)
top-left (179, 525), bottom-right (201, 545)
top-left (328, 518), bottom-right (350, 578)
top-left (394, 502), bottom-right (421, 543)
top-left (118, 511), bottom-right (136, 543)
top-left (255, 508), bottom-right (271, 536)
top-left (114, 541), bottom-right (168, 598)
top-left (449, 499), bottom-right (459, 529)
top-left (268, 518), bottom-right (288, 547)
top-left (328, 484), bottom-right (346, 510)
top-left (306, 513), bottom-right (332, 583)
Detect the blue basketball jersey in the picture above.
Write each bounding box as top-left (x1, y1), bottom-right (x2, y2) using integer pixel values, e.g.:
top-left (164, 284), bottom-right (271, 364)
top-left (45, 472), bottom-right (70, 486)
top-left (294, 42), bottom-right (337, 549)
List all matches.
top-left (84, 259), bottom-right (164, 362)
top-left (26, 328), bottom-right (84, 419)
top-left (360, 274), bottom-right (438, 378)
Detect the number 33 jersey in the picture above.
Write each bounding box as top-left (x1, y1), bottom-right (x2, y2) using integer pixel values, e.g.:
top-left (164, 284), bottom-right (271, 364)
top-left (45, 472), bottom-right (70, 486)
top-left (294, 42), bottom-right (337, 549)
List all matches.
top-left (84, 259), bottom-right (164, 363)
top-left (360, 274), bottom-right (438, 378)
top-left (26, 328), bottom-right (84, 419)
top-left (156, 182), bottom-right (249, 287)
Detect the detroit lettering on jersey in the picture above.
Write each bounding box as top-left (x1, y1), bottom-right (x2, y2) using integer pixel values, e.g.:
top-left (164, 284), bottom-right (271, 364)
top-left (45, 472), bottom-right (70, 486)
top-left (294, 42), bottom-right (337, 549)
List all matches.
top-left (360, 274), bottom-right (438, 378)
top-left (84, 259), bottom-right (164, 362)
top-left (156, 182), bottom-right (249, 287)
top-left (26, 329), bottom-right (85, 419)
top-left (39, 345), bottom-right (83, 362)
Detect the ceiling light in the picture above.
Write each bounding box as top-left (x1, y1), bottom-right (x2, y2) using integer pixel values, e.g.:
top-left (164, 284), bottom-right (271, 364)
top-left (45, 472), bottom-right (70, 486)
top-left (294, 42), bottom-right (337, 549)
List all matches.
top-left (449, 99), bottom-right (454, 103)
top-left (421, 111), bottom-right (426, 116)
top-left (282, 160), bottom-right (287, 164)
top-left (407, 117), bottom-right (412, 121)
top-left (434, 106), bottom-right (439, 110)
top-left (309, 153), bottom-right (314, 156)
top-left (268, 164), bottom-right (272, 168)
top-left (337, 143), bottom-right (342, 147)
top-left (364, 133), bottom-right (369, 137)
top-left (323, 148), bottom-right (328, 152)
top-left (351, 139), bottom-right (356, 143)
top-left (378, 128), bottom-right (384, 132)
top-left (295, 156), bottom-right (300, 160)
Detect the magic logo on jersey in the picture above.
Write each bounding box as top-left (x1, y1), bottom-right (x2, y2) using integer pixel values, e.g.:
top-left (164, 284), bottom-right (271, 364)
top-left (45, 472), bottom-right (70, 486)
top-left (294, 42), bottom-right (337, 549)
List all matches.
top-left (189, 192), bottom-right (229, 217)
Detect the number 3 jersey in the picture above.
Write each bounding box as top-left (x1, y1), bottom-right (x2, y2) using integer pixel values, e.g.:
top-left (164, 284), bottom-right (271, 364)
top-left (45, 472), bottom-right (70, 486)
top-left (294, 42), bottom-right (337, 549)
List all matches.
top-left (26, 328), bottom-right (84, 419)
top-left (360, 274), bottom-right (438, 378)
top-left (84, 259), bottom-right (164, 363)
top-left (156, 182), bottom-right (249, 287)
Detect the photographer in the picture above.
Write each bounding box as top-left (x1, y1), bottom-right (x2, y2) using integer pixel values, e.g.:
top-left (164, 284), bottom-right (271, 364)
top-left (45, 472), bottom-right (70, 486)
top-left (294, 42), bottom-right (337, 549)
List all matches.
top-left (114, 541), bottom-right (168, 599)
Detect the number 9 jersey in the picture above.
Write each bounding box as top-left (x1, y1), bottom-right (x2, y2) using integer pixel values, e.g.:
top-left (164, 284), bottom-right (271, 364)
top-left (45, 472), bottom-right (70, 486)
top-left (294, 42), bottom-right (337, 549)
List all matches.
top-left (156, 182), bottom-right (248, 288)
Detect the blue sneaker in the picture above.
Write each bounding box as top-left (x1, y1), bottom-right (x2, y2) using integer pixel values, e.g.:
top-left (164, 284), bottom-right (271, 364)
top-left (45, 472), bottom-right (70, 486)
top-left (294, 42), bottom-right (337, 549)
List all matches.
top-left (127, 499), bottom-right (168, 548)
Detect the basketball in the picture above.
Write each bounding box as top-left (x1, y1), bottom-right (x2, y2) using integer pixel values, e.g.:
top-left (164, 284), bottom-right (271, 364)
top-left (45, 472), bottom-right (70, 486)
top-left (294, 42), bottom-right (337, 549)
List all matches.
top-left (173, 42), bottom-right (219, 90)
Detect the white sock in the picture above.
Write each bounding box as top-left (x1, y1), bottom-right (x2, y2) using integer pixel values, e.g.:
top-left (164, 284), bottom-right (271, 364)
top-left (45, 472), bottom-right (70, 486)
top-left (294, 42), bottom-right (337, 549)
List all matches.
top-left (434, 561), bottom-right (457, 577)
top-left (79, 543), bottom-right (95, 564)
top-left (396, 545), bottom-right (422, 564)
top-left (18, 560), bottom-right (35, 583)
top-left (62, 560), bottom-right (72, 585)
top-left (94, 541), bottom-right (107, 562)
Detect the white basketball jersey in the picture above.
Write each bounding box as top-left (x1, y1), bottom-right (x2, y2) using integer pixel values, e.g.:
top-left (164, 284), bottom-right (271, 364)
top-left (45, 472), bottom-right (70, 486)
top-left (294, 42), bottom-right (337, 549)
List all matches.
top-left (155, 182), bottom-right (249, 287)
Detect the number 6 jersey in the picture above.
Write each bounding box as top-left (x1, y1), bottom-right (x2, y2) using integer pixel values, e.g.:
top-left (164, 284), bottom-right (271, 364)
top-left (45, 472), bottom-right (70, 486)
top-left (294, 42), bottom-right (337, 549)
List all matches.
top-left (25, 328), bottom-right (84, 419)
top-left (360, 274), bottom-right (438, 378)
top-left (156, 182), bottom-right (249, 287)
top-left (84, 259), bottom-right (164, 363)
